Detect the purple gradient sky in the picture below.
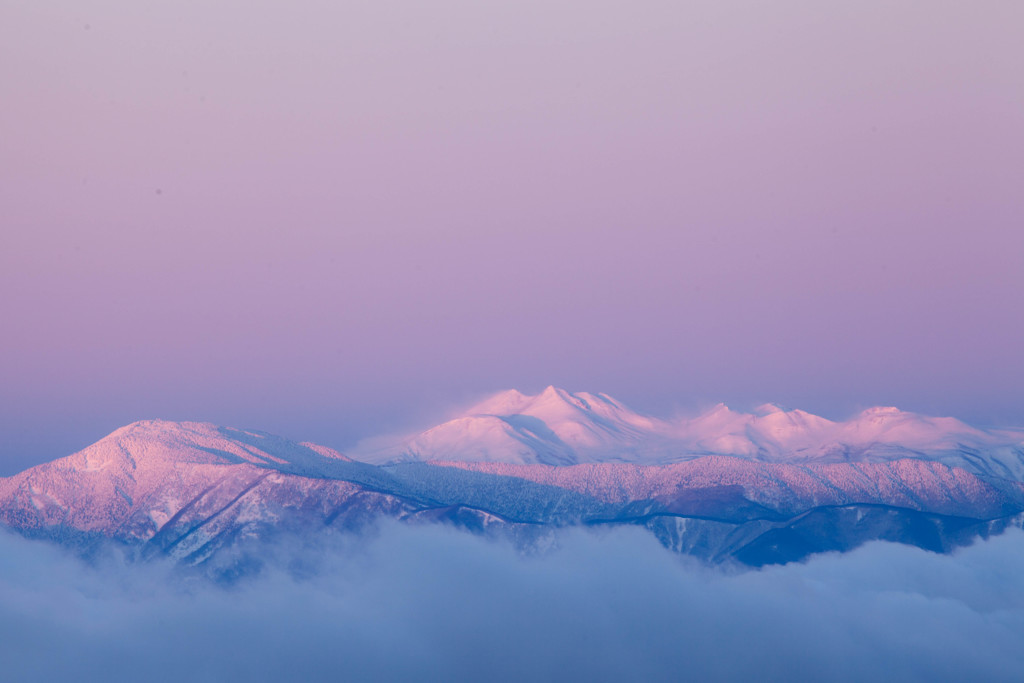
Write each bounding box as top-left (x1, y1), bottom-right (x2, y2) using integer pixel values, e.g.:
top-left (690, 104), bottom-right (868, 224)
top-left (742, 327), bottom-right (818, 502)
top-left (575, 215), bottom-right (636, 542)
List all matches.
top-left (2, 1), bottom-right (1023, 473)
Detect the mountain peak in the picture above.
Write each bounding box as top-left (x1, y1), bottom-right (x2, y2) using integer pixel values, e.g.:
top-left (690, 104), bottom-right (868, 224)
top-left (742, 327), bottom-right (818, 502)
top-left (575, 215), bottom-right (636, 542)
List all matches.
top-left (534, 386), bottom-right (595, 412)
top-left (754, 403), bottom-right (785, 416)
top-left (355, 387), bottom-right (664, 465)
top-left (471, 386), bottom-right (601, 417)
top-left (45, 420), bottom-right (355, 478)
top-left (860, 406), bottom-right (906, 417)
top-left (469, 388), bottom-right (536, 416)
top-left (699, 403), bottom-right (737, 418)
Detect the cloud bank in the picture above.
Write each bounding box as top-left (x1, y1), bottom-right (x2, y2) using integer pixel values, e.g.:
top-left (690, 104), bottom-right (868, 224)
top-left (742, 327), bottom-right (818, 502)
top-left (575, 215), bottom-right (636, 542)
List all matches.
top-left (2, 524), bottom-right (1023, 682)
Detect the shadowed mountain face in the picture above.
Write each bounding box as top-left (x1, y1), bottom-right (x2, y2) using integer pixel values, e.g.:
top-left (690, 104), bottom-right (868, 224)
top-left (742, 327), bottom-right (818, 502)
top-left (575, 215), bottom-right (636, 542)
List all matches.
top-left (2, 408), bottom-right (1024, 572)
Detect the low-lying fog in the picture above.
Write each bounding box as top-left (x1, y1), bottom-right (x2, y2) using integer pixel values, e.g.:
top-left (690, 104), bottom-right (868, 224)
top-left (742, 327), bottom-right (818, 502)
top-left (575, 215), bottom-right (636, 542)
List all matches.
top-left (2, 524), bottom-right (1022, 682)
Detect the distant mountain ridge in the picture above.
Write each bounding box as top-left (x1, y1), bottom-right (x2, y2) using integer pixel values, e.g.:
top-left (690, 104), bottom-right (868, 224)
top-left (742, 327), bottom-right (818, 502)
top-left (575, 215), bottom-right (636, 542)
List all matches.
top-left (2, 400), bottom-right (1024, 572)
top-left (352, 387), bottom-right (1024, 479)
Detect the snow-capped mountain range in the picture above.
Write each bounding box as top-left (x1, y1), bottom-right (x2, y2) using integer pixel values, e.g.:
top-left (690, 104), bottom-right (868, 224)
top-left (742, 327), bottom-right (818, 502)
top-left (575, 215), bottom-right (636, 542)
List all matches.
top-left (353, 386), bottom-right (1024, 478)
top-left (3, 388), bottom-right (1024, 571)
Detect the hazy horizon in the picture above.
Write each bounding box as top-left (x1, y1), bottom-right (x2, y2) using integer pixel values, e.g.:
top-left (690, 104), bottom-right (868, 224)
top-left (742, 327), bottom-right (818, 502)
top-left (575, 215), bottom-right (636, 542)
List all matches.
top-left (4, 383), bottom-right (1024, 477)
top-left (4, 1), bottom-right (1022, 472)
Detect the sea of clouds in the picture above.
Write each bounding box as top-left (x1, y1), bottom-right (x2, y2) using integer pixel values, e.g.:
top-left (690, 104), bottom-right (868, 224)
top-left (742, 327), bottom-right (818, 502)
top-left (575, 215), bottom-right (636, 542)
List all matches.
top-left (2, 523), bottom-right (1023, 682)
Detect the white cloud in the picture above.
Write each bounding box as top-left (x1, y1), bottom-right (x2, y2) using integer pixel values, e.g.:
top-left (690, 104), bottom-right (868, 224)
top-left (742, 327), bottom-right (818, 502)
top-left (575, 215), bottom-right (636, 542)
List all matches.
top-left (1, 524), bottom-right (1023, 682)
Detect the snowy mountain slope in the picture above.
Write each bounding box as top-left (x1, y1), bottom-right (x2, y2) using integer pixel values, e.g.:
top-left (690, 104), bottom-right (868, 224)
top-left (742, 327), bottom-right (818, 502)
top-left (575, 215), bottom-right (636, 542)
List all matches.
top-left (677, 404), bottom-right (1024, 478)
top-left (356, 387), bottom-right (680, 466)
top-left (0, 421), bottom-right (613, 558)
top-left (350, 388), bottom-right (1024, 478)
top-left (438, 457), bottom-right (1024, 520)
top-left (2, 415), bottom-right (1024, 569)
top-left (0, 421), bottom-right (408, 551)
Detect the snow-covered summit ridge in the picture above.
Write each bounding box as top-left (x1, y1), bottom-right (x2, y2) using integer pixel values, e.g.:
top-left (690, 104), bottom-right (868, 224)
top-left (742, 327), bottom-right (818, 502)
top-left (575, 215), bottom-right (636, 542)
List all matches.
top-left (350, 388), bottom-right (1024, 478)
top-left (38, 419), bottom-right (352, 476)
top-left (470, 386), bottom-right (635, 419)
top-left (4, 417), bottom-right (1024, 569)
top-left (354, 386), bottom-right (673, 467)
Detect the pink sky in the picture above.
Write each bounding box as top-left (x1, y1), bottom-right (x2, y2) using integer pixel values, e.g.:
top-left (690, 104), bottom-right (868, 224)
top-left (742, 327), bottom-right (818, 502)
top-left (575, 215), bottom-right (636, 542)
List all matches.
top-left (1, 1), bottom-right (1023, 472)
